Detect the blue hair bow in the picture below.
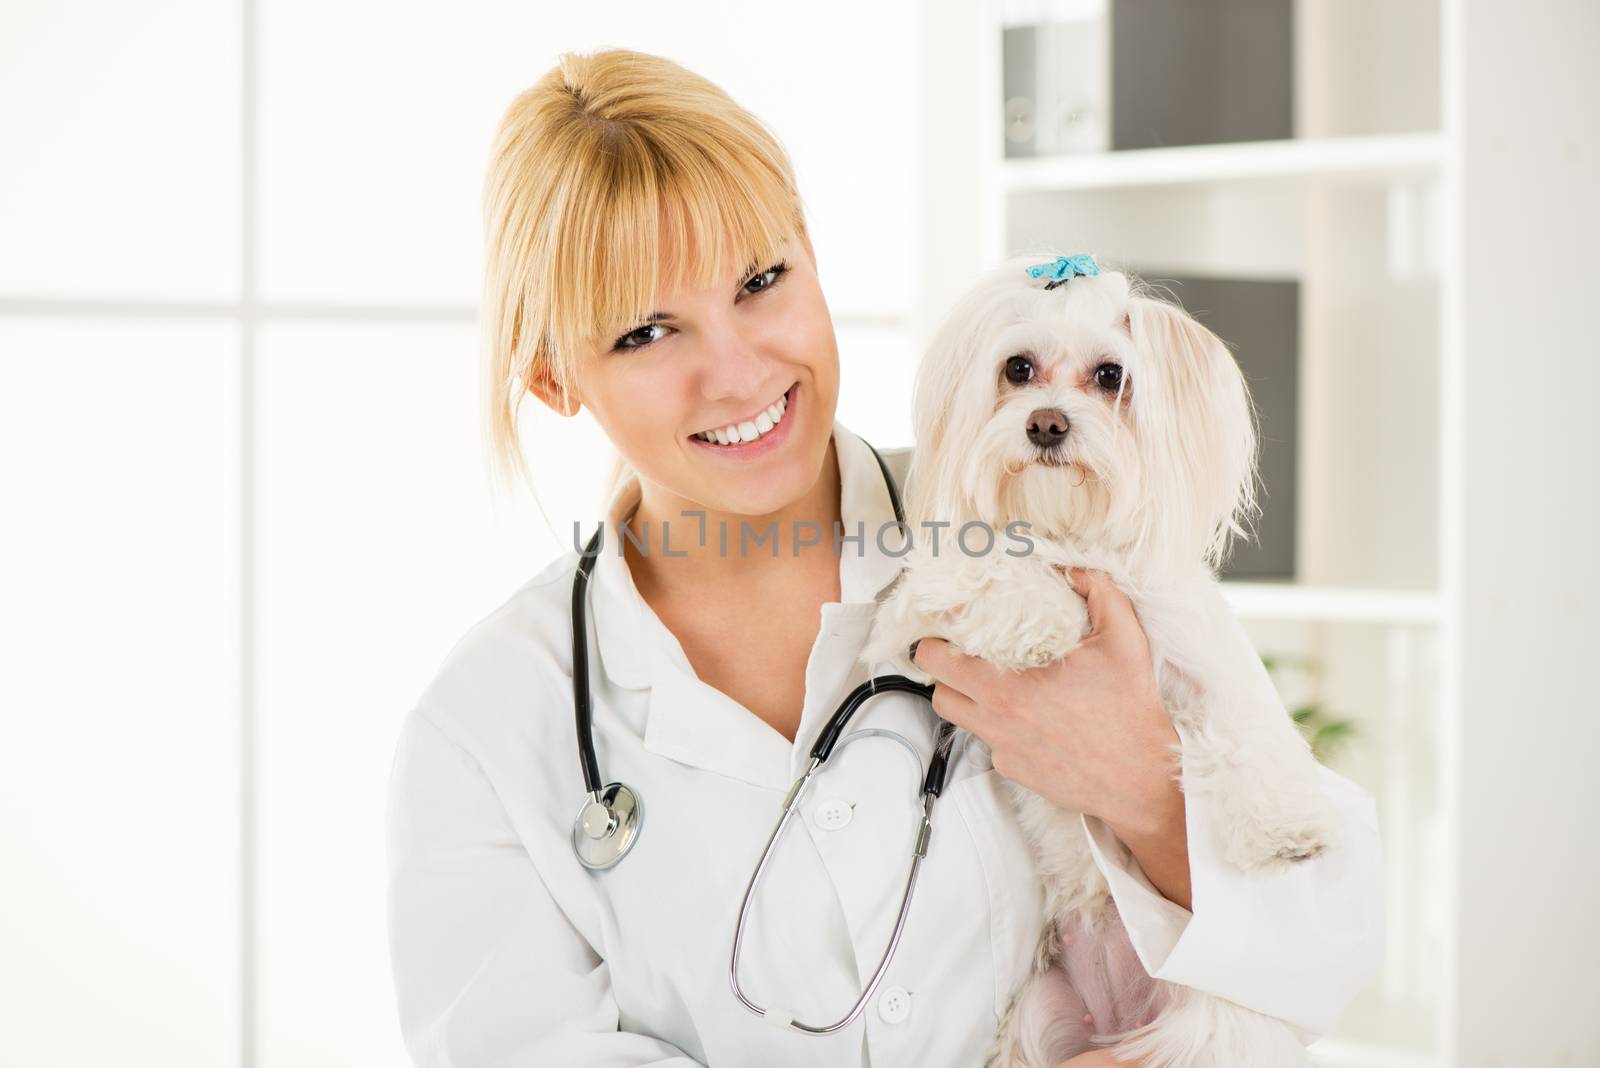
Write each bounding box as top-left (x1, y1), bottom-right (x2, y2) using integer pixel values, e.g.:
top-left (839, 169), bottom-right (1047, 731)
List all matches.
top-left (1026, 253), bottom-right (1101, 290)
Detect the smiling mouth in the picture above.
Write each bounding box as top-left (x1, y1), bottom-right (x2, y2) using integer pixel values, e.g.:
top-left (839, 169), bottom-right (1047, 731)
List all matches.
top-left (692, 382), bottom-right (796, 446)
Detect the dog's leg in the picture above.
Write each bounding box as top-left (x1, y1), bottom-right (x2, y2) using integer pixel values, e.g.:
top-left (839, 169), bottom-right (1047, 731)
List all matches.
top-left (986, 957), bottom-right (1097, 1068)
top-left (1142, 584), bottom-right (1343, 872)
top-left (1103, 982), bottom-right (1312, 1068)
top-left (995, 813), bottom-right (1313, 1068)
top-left (1172, 694), bottom-right (1342, 872)
top-left (858, 554), bottom-right (972, 682)
top-left (1002, 781), bottom-right (1110, 919)
top-left (987, 780), bottom-right (1127, 1067)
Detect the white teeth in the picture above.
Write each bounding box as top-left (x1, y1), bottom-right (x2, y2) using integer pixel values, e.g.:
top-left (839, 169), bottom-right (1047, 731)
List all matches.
top-left (697, 386), bottom-right (791, 446)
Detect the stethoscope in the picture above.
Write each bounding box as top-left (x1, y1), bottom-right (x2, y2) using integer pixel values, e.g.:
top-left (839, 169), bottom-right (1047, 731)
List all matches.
top-left (568, 439), bottom-right (961, 1035)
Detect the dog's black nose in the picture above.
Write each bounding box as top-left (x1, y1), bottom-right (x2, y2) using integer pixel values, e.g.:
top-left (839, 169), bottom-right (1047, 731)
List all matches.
top-left (1026, 407), bottom-right (1070, 448)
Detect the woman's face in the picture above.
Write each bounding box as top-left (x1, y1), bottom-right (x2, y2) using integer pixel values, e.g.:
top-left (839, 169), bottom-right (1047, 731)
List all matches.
top-left (548, 228), bottom-right (841, 520)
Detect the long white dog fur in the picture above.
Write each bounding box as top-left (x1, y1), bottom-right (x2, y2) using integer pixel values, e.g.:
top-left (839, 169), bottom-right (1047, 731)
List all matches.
top-left (860, 254), bottom-right (1340, 1067)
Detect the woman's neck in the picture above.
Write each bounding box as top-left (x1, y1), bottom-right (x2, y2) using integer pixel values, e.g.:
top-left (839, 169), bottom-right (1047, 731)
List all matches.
top-left (623, 435), bottom-right (843, 602)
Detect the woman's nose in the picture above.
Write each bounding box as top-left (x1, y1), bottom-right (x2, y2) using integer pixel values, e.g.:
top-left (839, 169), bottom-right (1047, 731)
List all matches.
top-left (697, 326), bottom-right (773, 401)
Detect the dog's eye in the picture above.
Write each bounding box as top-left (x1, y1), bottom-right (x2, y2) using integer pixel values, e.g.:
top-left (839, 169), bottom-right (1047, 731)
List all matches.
top-left (1005, 355), bottom-right (1034, 385)
top-left (1094, 363), bottom-right (1124, 391)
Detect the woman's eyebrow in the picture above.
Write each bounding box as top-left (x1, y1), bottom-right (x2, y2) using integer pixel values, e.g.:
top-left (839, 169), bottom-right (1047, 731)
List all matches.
top-left (625, 257), bottom-right (770, 326)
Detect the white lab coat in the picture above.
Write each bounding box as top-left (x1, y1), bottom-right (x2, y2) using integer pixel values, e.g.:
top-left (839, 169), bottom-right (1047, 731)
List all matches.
top-left (384, 418), bottom-right (1386, 1067)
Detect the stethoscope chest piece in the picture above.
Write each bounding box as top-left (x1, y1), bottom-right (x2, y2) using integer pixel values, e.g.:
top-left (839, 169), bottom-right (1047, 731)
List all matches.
top-left (566, 434), bottom-right (909, 885)
top-left (573, 782), bottom-right (644, 870)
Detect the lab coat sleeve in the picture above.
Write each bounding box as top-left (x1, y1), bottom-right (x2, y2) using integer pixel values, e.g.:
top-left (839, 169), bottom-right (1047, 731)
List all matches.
top-left (1078, 767), bottom-right (1384, 1044)
top-left (1076, 589), bottom-right (1387, 1044)
top-left (385, 709), bottom-right (705, 1067)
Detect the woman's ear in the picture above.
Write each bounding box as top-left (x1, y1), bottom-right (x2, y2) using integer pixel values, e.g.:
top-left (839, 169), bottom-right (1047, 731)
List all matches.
top-left (526, 360), bottom-right (582, 417)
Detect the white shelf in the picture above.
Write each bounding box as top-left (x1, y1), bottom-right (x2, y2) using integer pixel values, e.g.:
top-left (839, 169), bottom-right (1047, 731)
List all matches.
top-left (1000, 132), bottom-right (1442, 193)
top-left (1308, 1036), bottom-right (1438, 1068)
top-left (1220, 582), bottom-right (1442, 626)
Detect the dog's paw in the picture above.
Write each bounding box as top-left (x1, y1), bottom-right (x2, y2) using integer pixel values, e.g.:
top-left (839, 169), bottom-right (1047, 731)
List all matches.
top-left (1270, 825), bottom-right (1331, 864)
top-left (860, 620), bottom-right (919, 678)
top-left (1227, 810), bottom-right (1338, 871)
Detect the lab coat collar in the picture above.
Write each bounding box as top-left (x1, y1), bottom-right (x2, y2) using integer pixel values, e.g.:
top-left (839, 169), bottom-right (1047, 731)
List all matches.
top-left (835, 419), bottom-right (909, 605)
top-left (585, 417), bottom-right (909, 789)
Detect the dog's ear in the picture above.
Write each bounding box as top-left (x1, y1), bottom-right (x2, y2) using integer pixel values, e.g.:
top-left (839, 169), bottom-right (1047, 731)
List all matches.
top-left (1125, 297), bottom-right (1261, 572)
top-left (906, 306), bottom-right (981, 525)
top-left (905, 266), bottom-right (1024, 525)
top-left (1098, 269), bottom-right (1131, 310)
top-left (1098, 273), bottom-right (1133, 341)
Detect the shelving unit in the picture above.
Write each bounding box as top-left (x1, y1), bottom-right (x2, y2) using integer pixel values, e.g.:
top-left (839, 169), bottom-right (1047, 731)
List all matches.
top-left (1222, 583), bottom-right (1442, 627)
top-left (1001, 131), bottom-right (1442, 193)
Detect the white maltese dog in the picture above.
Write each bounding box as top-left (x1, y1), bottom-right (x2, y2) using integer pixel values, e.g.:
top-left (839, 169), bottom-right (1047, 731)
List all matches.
top-left (860, 252), bottom-right (1340, 1067)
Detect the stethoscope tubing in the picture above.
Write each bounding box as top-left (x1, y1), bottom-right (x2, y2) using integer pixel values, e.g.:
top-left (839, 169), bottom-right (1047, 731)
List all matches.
top-left (728, 698), bottom-right (954, 1034)
top-left (569, 436), bottom-right (922, 810)
top-left (571, 528), bottom-right (606, 801)
top-left (568, 437), bottom-right (962, 1034)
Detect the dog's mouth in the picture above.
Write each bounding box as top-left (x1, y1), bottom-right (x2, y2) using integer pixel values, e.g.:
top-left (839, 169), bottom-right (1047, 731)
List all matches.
top-left (1024, 444), bottom-right (1076, 466)
top-left (1007, 452), bottom-right (1097, 484)
top-left (1005, 451), bottom-right (1071, 474)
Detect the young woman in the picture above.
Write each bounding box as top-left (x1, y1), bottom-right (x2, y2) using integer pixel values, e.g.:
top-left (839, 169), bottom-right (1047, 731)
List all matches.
top-left (384, 48), bottom-right (1385, 1068)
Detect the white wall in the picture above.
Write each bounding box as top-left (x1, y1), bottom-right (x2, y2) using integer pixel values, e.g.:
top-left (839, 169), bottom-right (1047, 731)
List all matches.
top-left (1450, 0), bottom-right (1600, 1062)
top-left (0, 3), bottom-right (928, 1065)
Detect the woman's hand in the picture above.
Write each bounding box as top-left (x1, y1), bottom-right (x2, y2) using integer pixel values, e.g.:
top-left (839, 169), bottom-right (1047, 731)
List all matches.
top-left (911, 567), bottom-right (1193, 908)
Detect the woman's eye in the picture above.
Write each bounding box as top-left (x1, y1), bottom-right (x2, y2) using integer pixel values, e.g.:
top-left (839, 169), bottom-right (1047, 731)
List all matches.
top-left (1094, 362), bottom-right (1124, 391)
top-left (1004, 355), bottom-right (1034, 385)
top-left (741, 260), bottom-right (789, 297)
top-left (612, 260), bottom-right (788, 352)
top-left (614, 323), bottom-right (668, 351)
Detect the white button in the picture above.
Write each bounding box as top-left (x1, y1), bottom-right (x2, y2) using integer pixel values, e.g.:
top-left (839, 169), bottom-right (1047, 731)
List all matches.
top-left (813, 798), bottom-right (854, 830)
top-left (877, 985), bottom-right (912, 1024)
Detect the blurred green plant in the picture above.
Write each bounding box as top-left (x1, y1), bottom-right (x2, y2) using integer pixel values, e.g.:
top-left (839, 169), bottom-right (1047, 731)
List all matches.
top-left (1259, 651), bottom-right (1358, 766)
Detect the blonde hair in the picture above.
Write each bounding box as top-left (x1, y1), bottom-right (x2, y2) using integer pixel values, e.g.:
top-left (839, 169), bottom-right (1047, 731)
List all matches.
top-left (479, 48), bottom-right (811, 502)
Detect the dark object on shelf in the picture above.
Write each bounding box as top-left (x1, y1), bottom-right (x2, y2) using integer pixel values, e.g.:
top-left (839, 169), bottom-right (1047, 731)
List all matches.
top-left (1111, 0), bottom-right (1294, 150)
top-left (1145, 274), bottom-right (1298, 580)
